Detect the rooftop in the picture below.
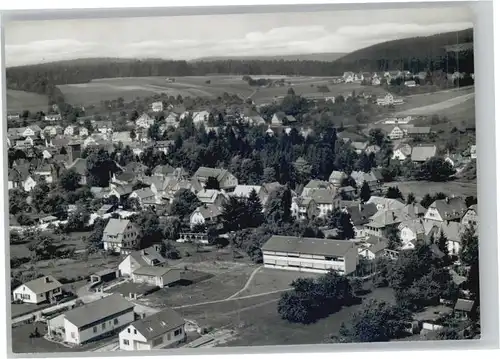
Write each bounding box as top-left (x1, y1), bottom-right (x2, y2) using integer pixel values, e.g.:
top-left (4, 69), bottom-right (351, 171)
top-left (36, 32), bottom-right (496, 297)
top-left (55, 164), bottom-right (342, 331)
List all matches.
top-left (130, 308), bottom-right (185, 340)
top-left (262, 235), bottom-right (355, 257)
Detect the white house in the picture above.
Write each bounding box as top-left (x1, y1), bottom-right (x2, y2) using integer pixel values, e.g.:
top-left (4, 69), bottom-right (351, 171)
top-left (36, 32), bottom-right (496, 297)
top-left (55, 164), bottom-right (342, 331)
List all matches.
top-left (119, 308), bottom-right (185, 351)
top-left (189, 204), bottom-right (222, 229)
top-left (377, 93), bottom-right (394, 106)
top-left (392, 144), bottom-right (412, 161)
top-left (135, 113), bottom-right (155, 129)
top-left (192, 167), bottom-right (238, 191)
top-left (44, 114), bottom-right (62, 122)
top-left (102, 218), bottom-right (140, 254)
top-left (118, 246), bottom-right (166, 277)
top-left (129, 188), bottom-right (159, 207)
top-left (63, 294), bottom-right (135, 345)
top-left (388, 126), bottom-right (405, 140)
top-left (192, 111), bottom-right (210, 126)
top-left (151, 101), bottom-right (164, 113)
top-left (424, 197), bottom-right (468, 224)
top-left (261, 235), bottom-right (359, 275)
top-left (12, 275), bottom-right (63, 304)
top-left (64, 126), bottom-right (76, 136)
top-left (131, 267), bottom-right (183, 288)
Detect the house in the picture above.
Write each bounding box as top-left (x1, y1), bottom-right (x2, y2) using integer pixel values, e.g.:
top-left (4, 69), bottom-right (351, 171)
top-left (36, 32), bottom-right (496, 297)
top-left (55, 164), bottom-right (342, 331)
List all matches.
top-left (329, 171), bottom-right (347, 188)
top-left (404, 80), bottom-right (417, 87)
top-left (136, 113), bottom-right (155, 129)
top-left (377, 93), bottom-right (394, 106)
top-left (12, 275), bottom-right (63, 304)
top-left (119, 245), bottom-right (166, 277)
top-left (79, 127), bottom-right (89, 137)
top-left (454, 299), bottom-right (475, 320)
top-left (112, 131), bottom-right (134, 145)
top-left (302, 180), bottom-right (334, 197)
top-left (119, 308), bottom-right (185, 351)
top-left (192, 167), bottom-right (238, 191)
top-left (261, 235), bottom-right (359, 275)
top-left (470, 145), bottom-right (477, 159)
top-left (124, 162), bottom-right (149, 176)
top-left (8, 167), bottom-right (37, 192)
top-left (309, 189), bottom-right (337, 218)
top-left (343, 72), bottom-right (355, 83)
top-left (196, 189), bottom-right (228, 208)
top-left (291, 197), bottom-right (318, 220)
top-left (365, 209), bottom-right (411, 238)
top-left (131, 267), bottom-right (183, 288)
top-left (63, 293), bottom-right (135, 345)
top-left (152, 164), bottom-right (175, 177)
top-left (129, 188), bottom-right (159, 207)
top-left (402, 202), bottom-right (427, 218)
top-left (365, 145), bottom-right (381, 154)
top-left (108, 183), bottom-right (134, 200)
top-left (94, 121), bottom-right (113, 135)
top-left (388, 126), bottom-right (405, 140)
top-left (33, 163), bottom-right (56, 184)
top-left (96, 204), bottom-right (116, 217)
top-left (102, 219), bottom-right (140, 254)
top-left (111, 172), bottom-right (138, 186)
top-left (425, 221), bottom-right (465, 256)
top-left (154, 140), bottom-right (174, 155)
top-left (151, 101), bottom-right (164, 112)
top-left (231, 185), bottom-right (268, 204)
top-left (398, 219), bottom-right (426, 249)
top-left (411, 145), bottom-right (437, 163)
top-left (392, 143), bottom-right (412, 161)
top-left (424, 197), bottom-right (468, 224)
top-left (43, 125), bottom-right (63, 137)
top-left (366, 196), bottom-right (405, 211)
top-left (372, 77), bottom-right (381, 86)
top-left (461, 205), bottom-right (478, 228)
top-left (64, 126), bottom-right (77, 136)
top-left (271, 112), bottom-right (296, 126)
top-left (344, 203), bottom-right (378, 239)
top-left (358, 240), bottom-right (389, 260)
top-left (351, 141), bottom-right (368, 154)
top-left (44, 114), bottom-right (62, 122)
top-left (406, 127), bottom-right (431, 138)
top-left (350, 171), bottom-right (380, 191)
top-left (192, 111), bottom-right (210, 126)
top-left (189, 204), bottom-right (222, 229)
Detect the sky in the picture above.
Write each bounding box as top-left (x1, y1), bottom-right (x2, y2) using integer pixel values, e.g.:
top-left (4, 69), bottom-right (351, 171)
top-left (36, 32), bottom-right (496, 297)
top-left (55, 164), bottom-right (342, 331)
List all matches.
top-left (5, 7), bottom-right (474, 67)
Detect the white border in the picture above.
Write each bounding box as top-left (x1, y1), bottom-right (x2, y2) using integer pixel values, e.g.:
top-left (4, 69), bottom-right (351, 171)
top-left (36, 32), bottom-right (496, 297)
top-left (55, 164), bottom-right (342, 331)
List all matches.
top-left (0, 1), bottom-right (498, 359)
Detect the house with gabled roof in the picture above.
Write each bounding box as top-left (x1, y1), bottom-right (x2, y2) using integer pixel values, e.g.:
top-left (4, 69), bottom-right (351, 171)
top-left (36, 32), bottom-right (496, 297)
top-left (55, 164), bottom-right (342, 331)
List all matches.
top-left (411, 144), bottom-right (437, 163)
top-left (189, 204), bottom-right (222, 229)
top-left (291, 196), bottom-right (318, 220)
top-left (196, 189), bottom-right (228, 208)
top-left (119, 307), bottom-right (186, 351)
top-left (365, 209), bottom-right (411, 238)
top-left (102, 218), bottom-right (140, 254)
top-left (135, 113), bottom-right (155, 129)
top-left (424, 196), bottom-right (468, 224)
top-left (153, 164), bottom-right (175, 177)
top-left (366, 196), bottom-right (405, 211)
top-left (392, 143), bottom-right (412, 161)
top-left (63, 293), bottom-right (135, 345)
top-left (192, 167), bottom-right (238, 191)
top-left (350, 171), bottom-right (380, 191)
top-left (309, 188), bottom-right (337, 218)
top-left (129, 188), bottom-right (159, 207)
top-left (329, 170), bottom-right (348, 188)
top-left (13, 275), bottom-right (63, 304)
top-left (131, 267), bottom-right (184, 288)
top-left (302, 179), bottom-right (334, 197)
top-left (461, 204), bottom-right (478, 228)
top-left (343, 203), bottom-right (378, 239)
top-left (231, 185), bottom-right (268, 205)
top-left (271, 112), bottom-right (296, 126)
top-left (119, 244), bottom-right (166, 277)
top-left (398, 219), bottom-right (426, 249)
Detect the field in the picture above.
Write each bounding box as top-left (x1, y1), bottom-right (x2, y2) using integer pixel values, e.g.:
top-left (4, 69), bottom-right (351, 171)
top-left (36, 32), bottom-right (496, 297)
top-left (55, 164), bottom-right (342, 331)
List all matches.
top-left (57, 76), bottom-right (385, 107)
top-left (7, 90), bottom-right (49, 113)
top-left (384, 180), bottom-right (477, 200)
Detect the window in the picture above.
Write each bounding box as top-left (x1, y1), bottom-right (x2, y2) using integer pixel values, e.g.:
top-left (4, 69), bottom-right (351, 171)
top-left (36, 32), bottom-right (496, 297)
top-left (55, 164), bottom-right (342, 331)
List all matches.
top-left (174, 329), bottom-right (182, 336)
top-left (71, 332), bottom-right (76, 339)
top-left (114, 318), bottom-right (119, 325)
top-left (93, 326), bottom-right (97, 333)
top-left (127, 328), bottom-right (131, 333)
top-left (123, 339), bottom-right (130, 346)
top-left (102, 323), bottom-right (106, 330)
top-left (167, 333), bottom-right (171, 341)
top-left (134, 329), bottom-right (137, 335)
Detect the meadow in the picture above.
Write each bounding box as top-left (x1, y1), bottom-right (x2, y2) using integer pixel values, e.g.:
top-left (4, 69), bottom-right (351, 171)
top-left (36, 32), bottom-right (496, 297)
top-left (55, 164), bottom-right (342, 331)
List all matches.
top-left (7, 90), bottom-right (49, 113)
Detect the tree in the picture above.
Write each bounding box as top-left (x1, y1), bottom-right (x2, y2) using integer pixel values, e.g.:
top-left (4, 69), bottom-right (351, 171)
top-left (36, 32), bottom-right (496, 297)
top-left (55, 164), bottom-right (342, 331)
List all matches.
top-left (385, 186), bottom-right (403, 199)
top-left (221, 196), bottom-right (247, 232)
top-left (368, 128), bottom-right (386, 147)
top-left (406, 192), bottom-right (416, 205)
top-left (148, 122), bottom-right (161, 141)
top-left (437, 231), bottom-right (449, 258)
top-left (265, 186), bottom-right (292, 225)
top-left (339, 300), bottom-right (412, 342)
top-left (327, 208), bottom-right (355, 240)
top-left (417, 157), bottom-right (455, 181)
top-left (205, 176), bottom-right (220, 190)
top-left (420, 193), bottom-right (434, 208)
top-left (170, 189), bottom-right (201, 219)
top-left (58, 169), bottom-right (81, 192)
top-left (160, 241), bottom-right (181, 259)
top-left (262, 167), bottom-right (276, 183)
top-left (246, 189), bottom-right (264, 227)
top-left (459, 224), bottom-right (478, 266)
top-left (385, 226), bottom-right (401, 250)
top-left (86, 149), bottom-right (116, 187)
top-left (130, 129), bottom-right (137, 141)
top-left (359, 181), bottom-right (371, 203)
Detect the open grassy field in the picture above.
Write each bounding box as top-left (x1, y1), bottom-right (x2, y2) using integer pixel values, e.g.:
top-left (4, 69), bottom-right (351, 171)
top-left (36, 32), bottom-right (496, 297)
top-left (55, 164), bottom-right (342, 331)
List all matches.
top-left (384, 180), bottom-right (477, 200)
top-left (57, 76), bottom-right (385, 107)
top-left (7, 89), bottom-right (49, 113)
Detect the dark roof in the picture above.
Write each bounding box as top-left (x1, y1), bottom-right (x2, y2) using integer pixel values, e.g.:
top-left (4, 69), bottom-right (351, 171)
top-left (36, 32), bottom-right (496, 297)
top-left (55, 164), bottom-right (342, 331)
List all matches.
top-left (454, 298), bottom-right (475, 312)
top-left (346, 203), bottom-right (378, 226)
top-left (64, 293), bottom-right (135, 328)
top-left (368, 240), bottom-right (388, 254)
top-left (129, 246), bottom-right (167, 267)
top-left (411, 145), bottom-right (437, 162)
top-left (262, 235), bottom-right (355, 257)
top-left (431, 197), bottom-right (468, 221)
top-left (115, 172), bottom-right (137, 183)
top-left (153, 164), bottom-right (175, 175)
top-left (130, 308), bottom-right (185, 340)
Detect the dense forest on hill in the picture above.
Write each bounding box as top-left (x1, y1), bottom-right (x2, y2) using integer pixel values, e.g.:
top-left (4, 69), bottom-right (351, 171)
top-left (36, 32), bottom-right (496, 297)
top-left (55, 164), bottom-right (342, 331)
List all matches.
top-left (6, 28), bottom-right (473, 98)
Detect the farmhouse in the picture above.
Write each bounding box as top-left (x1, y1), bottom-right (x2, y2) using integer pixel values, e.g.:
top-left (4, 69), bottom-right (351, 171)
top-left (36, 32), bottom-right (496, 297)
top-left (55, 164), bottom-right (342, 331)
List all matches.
top-left (63, 293), bottom-right (135, 345)
top-left (102, 218), bottom-right (140, 254)
top-left (119, 245), bottom-right (166, 277)
top-left (119, 308), bottom-right (185, 351)
top-left (392, 143), bottom-right (412, 161)
top-left (13, 275), bottom-right (63, 304)
top-left (261, 235), bottom-right (359, 275)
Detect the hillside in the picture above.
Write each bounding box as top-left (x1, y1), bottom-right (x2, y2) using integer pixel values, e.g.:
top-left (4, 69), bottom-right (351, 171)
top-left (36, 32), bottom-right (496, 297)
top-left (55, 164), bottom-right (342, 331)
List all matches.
top-left (334, 28), bottom-right (474, 73)
top-left (192, 53), bottom-right (346, 62)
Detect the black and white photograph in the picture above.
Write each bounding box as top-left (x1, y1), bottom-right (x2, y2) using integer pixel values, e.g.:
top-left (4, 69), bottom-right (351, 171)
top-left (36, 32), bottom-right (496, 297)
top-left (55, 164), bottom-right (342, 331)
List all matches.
top-left (4, 3), bottom-right (479, 354)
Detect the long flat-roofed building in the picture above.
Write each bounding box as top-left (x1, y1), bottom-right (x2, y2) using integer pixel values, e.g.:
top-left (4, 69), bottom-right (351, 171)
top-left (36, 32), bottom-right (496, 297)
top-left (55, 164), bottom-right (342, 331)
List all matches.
top-left (261, 235), bottom-right (359, 275)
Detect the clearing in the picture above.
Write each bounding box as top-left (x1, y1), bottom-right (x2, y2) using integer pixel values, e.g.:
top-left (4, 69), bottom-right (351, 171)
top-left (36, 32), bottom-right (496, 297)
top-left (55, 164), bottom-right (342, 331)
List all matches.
top-left (7, 90), bottom-right (49, 113)
top-left (384, 180), bottom-right (477, 200)
top-left (57, 76), bottom-right (385, 107)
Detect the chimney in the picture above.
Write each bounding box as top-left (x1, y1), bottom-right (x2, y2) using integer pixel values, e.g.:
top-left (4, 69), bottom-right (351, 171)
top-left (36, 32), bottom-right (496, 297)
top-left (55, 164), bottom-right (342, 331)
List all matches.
top-left (45, 277), bottom-right (51, 283)
top-left (141, 250), bottom-right (146, 255)
top-left (445, 197), bottom-right (450, 204)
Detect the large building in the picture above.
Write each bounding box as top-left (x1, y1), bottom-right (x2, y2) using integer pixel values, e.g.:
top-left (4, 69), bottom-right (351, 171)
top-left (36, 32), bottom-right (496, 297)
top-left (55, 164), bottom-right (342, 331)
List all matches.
top-left (261, 235), bottom-right (359, 275)
top-left (63, 294), bottom-right (135, 345)
top-left (119, 308), bottom-right (186, 351)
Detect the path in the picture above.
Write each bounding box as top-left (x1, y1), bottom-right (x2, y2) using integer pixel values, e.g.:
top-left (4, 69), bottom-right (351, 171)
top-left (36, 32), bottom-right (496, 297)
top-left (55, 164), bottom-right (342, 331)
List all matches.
top-left (172, 288), bottom-right (291, 310)
top-left (226, 266), bottom-right (262, 300)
